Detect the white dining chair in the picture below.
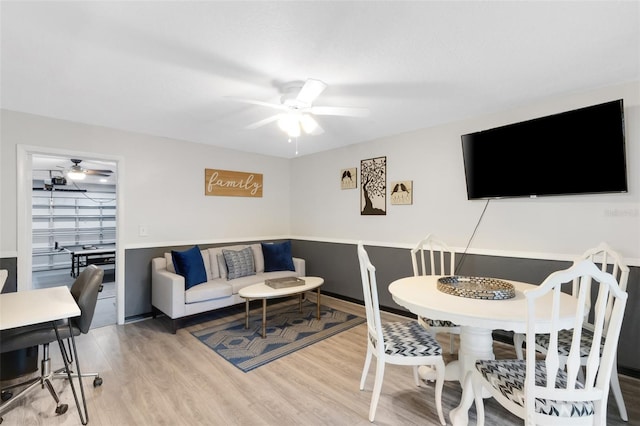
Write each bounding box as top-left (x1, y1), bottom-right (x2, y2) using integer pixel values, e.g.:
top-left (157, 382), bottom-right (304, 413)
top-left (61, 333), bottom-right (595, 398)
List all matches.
top-left (469, 259), bottom-right (628, 426)
top-left (357, 242), bottom-right (446, 424)
top-left (513, 242), bottom-right (630, 421)
top-left (410, 234), bottom-right (460, 353)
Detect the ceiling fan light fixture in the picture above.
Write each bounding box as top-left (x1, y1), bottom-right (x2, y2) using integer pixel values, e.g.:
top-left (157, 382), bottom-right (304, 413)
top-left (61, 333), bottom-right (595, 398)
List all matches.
top-left (67, 170), bottom-right (86, 180)
top-left (278, 114), bottom-right (301, 138)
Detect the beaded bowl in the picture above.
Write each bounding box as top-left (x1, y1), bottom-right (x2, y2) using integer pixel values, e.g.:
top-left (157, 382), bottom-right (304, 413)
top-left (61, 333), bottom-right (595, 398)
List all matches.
top-left (437, 276), bottom-right (515, 300)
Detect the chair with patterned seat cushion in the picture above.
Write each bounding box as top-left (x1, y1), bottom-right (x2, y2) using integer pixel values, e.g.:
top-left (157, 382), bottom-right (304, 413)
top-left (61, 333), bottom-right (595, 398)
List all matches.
top-left (357, 242), bottom-right (446, 424)
top-left (512, 242), bottom-right (630, 421)
top-left (469, 259), bottom-right (628, 426)
top-left (410, 234), bottom-right (461, 353)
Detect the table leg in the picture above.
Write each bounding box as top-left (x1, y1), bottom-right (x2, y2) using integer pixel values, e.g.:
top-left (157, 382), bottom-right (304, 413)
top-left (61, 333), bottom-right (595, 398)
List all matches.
top-left (316, 287), bottom-right (321, 319)
top-left (244, 299), bottom-right (250, 329)
top-left (54, 321), bottom-right (89, 425)
top-left (449, 326), bottom-right (495, 426)
top-left (261, 298), bottom-right (267, 338)
top-left (299, 293), bottom-right (302, 312)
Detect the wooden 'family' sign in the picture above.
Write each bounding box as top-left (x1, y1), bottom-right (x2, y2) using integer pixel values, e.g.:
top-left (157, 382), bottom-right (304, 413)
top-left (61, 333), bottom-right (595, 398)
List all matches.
top-left (205, 169), bottom-right (263, 197)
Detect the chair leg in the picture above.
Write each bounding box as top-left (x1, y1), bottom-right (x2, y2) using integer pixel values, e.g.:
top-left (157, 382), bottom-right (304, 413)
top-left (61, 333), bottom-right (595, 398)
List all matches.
top-left (0, 343), bottom-right (69, 419)
top-left (368, 359), bottom-right (385, 422)
top-left (54, 369), bottom-right (103, 387)
top-left (610, 362), bottom-right (628, 421)
top-left (43, 378), bottom-right (68, 415)
top-left (412, 365), bottom-right (420, 387)
top-left (434, 360), bottom-right (446, 426)
top-left (0, 377), bottom-right (43, 417)
top-left (513, 333), bottom-right (525, 359)
top-left (359, 349), bottom-right (373, 391)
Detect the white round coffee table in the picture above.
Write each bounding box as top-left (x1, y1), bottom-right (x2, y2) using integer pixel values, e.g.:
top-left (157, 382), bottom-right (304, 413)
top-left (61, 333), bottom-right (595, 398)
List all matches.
top-left (238, 276), bottom-right (324, 338)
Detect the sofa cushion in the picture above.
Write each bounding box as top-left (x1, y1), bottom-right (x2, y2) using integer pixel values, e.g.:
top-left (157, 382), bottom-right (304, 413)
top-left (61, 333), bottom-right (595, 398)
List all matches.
top-left (209, 245), bottom-right (253, 280)
top-left (223, 247), bottom-right (256, 280)
top-left (250, 243), bottom-right (265, 273)
top-left (166, 250), bottom-right (212, 280)
top-left (185, 280), bottom-right (233, 304)
top-left (171, 245), bottom-right (207, 289)
top-left (217, 253), bottom-right (227, 279)
top-left (261, 241), bottom-right (295, 272)
top-left (165, 253), bottom-right (176, 273)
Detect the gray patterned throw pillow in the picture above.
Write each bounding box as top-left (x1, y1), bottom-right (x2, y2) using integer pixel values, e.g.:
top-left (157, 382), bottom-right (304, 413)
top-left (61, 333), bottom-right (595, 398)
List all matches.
top-left (222, 247), bottom-right (256, 280)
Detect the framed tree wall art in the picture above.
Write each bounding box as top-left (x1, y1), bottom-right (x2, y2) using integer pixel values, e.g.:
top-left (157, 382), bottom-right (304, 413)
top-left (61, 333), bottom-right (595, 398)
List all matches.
top-left (360, 156), bottom-right (386, 215)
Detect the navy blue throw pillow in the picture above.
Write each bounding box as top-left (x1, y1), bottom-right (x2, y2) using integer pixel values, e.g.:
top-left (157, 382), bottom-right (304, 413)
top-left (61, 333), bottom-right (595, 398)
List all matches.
top-left (171, 245), bottom-right (207, 289)
top-left (261, 241), bottom-right (295, 272)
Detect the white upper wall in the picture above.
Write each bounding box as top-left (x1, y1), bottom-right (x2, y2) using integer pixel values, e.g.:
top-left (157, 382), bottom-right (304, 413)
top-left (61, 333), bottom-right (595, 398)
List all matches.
top-left (290, 82), bottom-right (640, 264)
top-left (0, 110), bottom-right (292, 255)
top-left (2, 82), bottom-right (639, 264)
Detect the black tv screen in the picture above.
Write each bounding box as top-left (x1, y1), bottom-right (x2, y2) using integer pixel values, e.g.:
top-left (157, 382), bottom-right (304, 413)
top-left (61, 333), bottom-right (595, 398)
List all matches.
top-left (461, 99), bottom-right (627, 200)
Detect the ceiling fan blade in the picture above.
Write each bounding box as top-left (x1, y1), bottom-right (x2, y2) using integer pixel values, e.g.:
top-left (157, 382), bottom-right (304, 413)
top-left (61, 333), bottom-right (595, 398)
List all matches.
top-left (309, 106), bottom-right (370, 117)
top-left (84, 172), bottom-right (112, 177)
top-left (246, 114), bottom-right (281, 130)
top-left (296, 79), bottom-right (327, 105)
top-left (226, 97), bottom-right (287, 111)
top-left (309, 122), bottom-right (324, 136)
top-left (85, 169), bottom-right (113, 175)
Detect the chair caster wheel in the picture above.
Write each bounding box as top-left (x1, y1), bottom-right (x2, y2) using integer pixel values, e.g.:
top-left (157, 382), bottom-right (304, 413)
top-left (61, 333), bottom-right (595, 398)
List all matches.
top-left (93, 377), bottom-right (103, 387)
top-left (1, 391), bottom-right (12, 402)
top-left (55, 404), bottom-right (68, 415)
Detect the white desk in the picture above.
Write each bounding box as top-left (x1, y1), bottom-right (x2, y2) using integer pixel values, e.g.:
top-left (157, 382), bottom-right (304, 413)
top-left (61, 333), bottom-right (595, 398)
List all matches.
top-left (388, 275), bottom-right (578, 426)
top-left (0, 286), bottom-right (87, 424)
top-left (0, 286), bottom-right (80, 330)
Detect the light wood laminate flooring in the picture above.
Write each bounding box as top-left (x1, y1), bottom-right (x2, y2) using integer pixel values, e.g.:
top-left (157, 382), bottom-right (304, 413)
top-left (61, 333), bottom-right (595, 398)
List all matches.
top-left (1, 296), bottom-right (638, 425)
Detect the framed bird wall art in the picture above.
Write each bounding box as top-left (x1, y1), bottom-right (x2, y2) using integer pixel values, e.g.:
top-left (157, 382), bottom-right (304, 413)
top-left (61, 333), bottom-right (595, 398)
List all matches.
top-left (390, 180), bottom-right (412, 205)
top-left (340, 167), bottom-right (357, 189)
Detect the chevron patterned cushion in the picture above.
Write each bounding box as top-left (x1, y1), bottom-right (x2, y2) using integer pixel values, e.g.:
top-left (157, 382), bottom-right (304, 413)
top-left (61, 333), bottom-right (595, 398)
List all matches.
top-left (380, 321), bottom-right (442, 357)
top-left (419, 316), bottom-right (458, 328)
top-left (475, 359), bottom-right (594, 417)
top-left (535, 328), bottom-right (604, 357)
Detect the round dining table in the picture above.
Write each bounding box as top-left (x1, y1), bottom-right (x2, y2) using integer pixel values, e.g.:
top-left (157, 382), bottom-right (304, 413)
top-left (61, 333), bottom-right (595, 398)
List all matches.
top-left (388, 275), bottom-right (578, 426)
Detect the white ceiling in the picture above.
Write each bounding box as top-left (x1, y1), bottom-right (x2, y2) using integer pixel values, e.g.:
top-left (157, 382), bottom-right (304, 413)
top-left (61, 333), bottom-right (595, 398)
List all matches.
top-left (2, 1), bottom-right (639, 159)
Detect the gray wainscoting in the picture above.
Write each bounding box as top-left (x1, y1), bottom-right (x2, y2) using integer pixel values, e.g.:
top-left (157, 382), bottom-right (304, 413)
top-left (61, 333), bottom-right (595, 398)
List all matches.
top-left (291, 240), bottom-right (640, 377)
top-left (0, 257), bottom-right (17, 293)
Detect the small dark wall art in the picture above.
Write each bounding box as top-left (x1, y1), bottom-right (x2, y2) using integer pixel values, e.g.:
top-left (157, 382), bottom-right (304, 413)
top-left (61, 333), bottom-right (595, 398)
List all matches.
top-left (360, 156), bottom-right (386, 215)
top-left (340, 168), bottom-right (357, 189)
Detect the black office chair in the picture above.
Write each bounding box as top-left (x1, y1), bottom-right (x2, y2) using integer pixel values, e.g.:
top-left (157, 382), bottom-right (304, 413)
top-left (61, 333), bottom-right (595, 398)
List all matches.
top-left (0, 265), bottom-right (104, 425)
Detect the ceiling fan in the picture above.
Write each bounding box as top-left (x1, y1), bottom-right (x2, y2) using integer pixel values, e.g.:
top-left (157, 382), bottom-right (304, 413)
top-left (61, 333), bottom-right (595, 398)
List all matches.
top-left (60, 159), bottom-right (113, 180)
top-left (231, 78), bottom-right (370, 138)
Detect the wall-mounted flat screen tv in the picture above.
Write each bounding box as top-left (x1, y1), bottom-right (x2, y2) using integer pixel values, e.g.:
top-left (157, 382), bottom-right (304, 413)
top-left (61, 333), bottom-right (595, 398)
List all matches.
top-left (461, 99), bottom-right (627, 200)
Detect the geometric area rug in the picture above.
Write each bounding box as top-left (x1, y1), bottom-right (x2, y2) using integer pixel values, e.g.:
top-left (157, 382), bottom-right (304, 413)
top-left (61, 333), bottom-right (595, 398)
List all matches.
top-left (191, 300), bottom-right (365, 372)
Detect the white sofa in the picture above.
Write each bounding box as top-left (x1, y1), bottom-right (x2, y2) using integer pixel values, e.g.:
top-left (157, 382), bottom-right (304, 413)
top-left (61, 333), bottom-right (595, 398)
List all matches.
top-left (151, 243), bottom-right (305, 332)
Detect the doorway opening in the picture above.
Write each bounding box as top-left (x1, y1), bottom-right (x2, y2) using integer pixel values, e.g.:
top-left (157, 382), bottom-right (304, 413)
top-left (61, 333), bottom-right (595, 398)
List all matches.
top-left (29, 153), bottom-right (118, 328)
